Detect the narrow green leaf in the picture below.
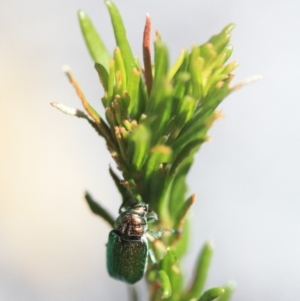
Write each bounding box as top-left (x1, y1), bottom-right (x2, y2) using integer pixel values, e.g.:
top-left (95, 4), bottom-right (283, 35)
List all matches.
top-left (184, 241), bottom-right (214, 300)
top-left (173, 218), bottom-right (190, 259)
top-left (127, 68), bottom-right (141, 115)
top-left (78, 10), bottom-right (110, 71)
top-left (199, 43), bottom-right (214, 61)
top-left (113, 95), bottom-right (128, 120)
top-left (151, 40), bottom-right (169, 95)
top-left (199, 78), bottom-right (233, 119)
top-left (207, 45), bottom-right (234, 82)
top-left (146, 39), bottom-right (169, 128)
top-left (122, 92), bottom-right (131, 111)
top-left (115, 126), bottom-right (128, 159)
top-left (178, 95), bottom-right (197, 124)
top-left (136, 76), bottom-right (148, 120)
top-left (84, 192), bottom-right (115, 228)
top-left (223, 23), bottom-right (235, 34)
top-left (172, 194), bottom-right (195, 237)
top-left (111, 99), bottom-right (122, 125)
top-left (105, 107), bottom-right (117, 129)
top-left (145, 145), bottom-right (172, 180)
top-left (168, 49), bottom-right (187, 80)
top-left (167, 161), bottom-right (188, 217)
top-left (147, 79), bottom-right (173, 142)
top-left (161, 248), bottom-right (177, 272)
top-left (172, 72), bottom-right (191, 112)
top-left (108, 59), bottom-right (115, 102)
top-left (170, 120), bottom-right (209, 157)
top-left (220, 61), bottom-right (239, 76)
top-left (148, 77), bottom-right (172, 115)
top-left (95, 63), bottom-right (109, 92)
top-left (114, 47), bottom-right (127, 92)
top-left (173, 50), bottom-right (190, 80)
top-left (217, 282), bottom-right (236, 301)
top-left (128, 124), bottom-right (151, 171)
top-left (205, 47), bottom-right (234, 91)
top-left (105, 1), bottom-right (136, 81)
top-left (198, 287), bottom-right (225, 301)
top-left (221, 44), bottom-right (233, 63)
top-left (171, 139), bottom-right (203, 174)
top-left (143, 145), bottom-right (172, 207)
top-left (102, 93), bottom-right (109, 112)
top-left (109, 167), bottom-right (128, 199)
top-left (208, 23), bottom-right (235, 53)
top-left (160, 248), bottom-right (183, 298)
top-left (168, 95), bottom-right (197, 144)
top-left (188, 46), bottom-right (203, 99)
top-left (202, 49), bottom-right (218, 72)
top-left (209, 53), bottom-right (228, 75)
top-left (206, 74), bottom-right (229, 91)
top-left (121, 118), bottom-right (132, 131)
top-left (158, 270), bottom-right (172, 299)
top-left (160, 248), bottom-right (178, 275)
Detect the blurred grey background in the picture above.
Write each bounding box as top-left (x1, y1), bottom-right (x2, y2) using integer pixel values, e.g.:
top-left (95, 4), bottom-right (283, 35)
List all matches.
top-left (1, 0), bottom-right (300, 300)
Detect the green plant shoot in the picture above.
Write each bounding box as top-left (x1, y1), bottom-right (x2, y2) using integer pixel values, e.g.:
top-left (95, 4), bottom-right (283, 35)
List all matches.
top-left (52, 1), bottom-right (256, 300)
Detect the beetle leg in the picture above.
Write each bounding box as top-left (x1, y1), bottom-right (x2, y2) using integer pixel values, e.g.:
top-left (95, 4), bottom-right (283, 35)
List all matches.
top-left (147, 228), bottom-right (165, 239)
top-left (148, 248), bottom-right (157, 264)
top-left (168, 229), bottom-right (183, 234)
top-left (146, 210), bottom-right (158, 223)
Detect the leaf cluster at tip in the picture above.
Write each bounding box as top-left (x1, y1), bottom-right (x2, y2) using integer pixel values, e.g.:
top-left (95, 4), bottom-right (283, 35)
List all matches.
top-left (76, 2), bottom-right (237, 220)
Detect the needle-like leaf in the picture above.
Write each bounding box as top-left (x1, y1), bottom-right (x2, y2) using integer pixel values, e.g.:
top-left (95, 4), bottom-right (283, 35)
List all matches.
top-left (78, 10), bottom-right (110, 71)
top-left (84, 192), bottom-right (115, 228)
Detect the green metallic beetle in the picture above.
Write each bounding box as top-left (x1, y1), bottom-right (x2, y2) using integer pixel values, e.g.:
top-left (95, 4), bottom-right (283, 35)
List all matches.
top-left (106, 202), bottom-right (161, 284)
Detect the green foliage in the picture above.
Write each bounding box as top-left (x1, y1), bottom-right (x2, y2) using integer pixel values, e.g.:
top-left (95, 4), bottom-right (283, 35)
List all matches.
top-left (184, 242), bottom-right (214, 300)
top-left (53, 1), bottom-right (245, 300)
top-left (198, 287), bottom-right (225, 301)
top-left (84, 192), bottom-right (115, 228)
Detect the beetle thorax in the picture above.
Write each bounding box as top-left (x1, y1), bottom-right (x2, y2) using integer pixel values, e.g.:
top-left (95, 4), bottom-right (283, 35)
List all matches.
top-left (117, 213), bottom-right (147, 237)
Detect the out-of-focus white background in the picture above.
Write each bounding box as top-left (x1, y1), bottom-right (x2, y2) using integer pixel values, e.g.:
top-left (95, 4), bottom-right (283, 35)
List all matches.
top-left (1, 0), bottom-right (300, 300)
